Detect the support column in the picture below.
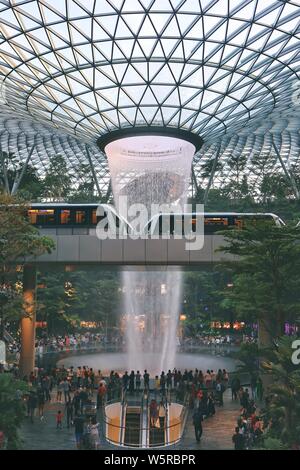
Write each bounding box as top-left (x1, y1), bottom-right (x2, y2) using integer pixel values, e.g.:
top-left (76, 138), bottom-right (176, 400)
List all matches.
top-left (19, 265), bottom-right (37, 379)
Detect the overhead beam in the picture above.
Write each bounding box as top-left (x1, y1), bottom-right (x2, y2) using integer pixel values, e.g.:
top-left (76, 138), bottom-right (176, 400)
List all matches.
top-left (203, 144), bottom-right (222, 205)
top-left (105, 179), bottom-right (112, 202)
top-left (191, 166), bottom-right (199, 198)
top-left (272, 141), bottom-right (300, 200)
top-left (11, 144), bottom-right (35, 195)
top-left (85, 144), bottom-right (102, 200)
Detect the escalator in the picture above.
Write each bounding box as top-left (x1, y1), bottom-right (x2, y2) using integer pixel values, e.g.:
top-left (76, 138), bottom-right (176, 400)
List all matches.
top-left (149, 422), bottom-right (165, 447)
top-left (124, 409), bottom-right (141, 447)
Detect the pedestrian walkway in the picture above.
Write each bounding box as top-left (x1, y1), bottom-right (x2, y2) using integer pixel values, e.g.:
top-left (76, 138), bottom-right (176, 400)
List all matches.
top-left (21, 388), bottom-right (241, 450)
top-left (176, 389), bottom-right (241, 450)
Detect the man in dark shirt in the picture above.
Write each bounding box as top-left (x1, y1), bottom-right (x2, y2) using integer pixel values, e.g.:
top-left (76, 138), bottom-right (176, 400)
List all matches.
top-left (73, 414), bottom-right (85, 449)
top-left (232, 427), bottom-right (245, 450)
top-left (143, 370), bottom-right (150, 391)
top-left (193, 408), bottom-right (203, 442)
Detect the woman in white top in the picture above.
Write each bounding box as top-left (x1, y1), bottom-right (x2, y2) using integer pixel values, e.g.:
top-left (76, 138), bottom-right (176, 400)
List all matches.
top-left (89, 417), bottom-right (100, 450)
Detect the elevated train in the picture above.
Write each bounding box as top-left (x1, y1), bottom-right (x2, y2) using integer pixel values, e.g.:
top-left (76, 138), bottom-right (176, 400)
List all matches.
top-left (26, 203), bottom-right (285, 235)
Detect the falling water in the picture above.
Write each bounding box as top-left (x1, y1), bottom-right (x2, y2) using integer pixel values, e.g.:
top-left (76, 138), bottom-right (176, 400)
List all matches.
top-left (105, 136), bottom-right (195, 373)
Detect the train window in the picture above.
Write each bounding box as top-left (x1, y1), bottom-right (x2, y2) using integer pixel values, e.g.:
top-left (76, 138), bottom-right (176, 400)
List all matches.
top-left (60, 210), bottom-right (71, 225)
top-left (205, 217), bottom-right (229, 226)
top-left (28, 209), bottom-right (55, 225)
top-left (92, 210), bottom-right (97, 225)
top-left (75, 210), bottom-right (86, 224)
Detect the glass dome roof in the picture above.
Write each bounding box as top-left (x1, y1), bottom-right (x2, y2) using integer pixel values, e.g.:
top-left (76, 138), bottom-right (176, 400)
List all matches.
top-left (1, 0), bottom-right (299, 143)
top-left (0, 0), bottom-right (299, 198)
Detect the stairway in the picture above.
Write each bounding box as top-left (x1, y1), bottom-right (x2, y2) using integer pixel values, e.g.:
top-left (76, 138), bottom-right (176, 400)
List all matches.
top-left (124, 411), bottom-right (141, 447)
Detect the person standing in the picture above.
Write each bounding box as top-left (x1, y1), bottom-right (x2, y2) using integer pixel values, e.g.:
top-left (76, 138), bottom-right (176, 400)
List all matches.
top-left (76, 367), bottom-right (82, 388)
top-left (37, 387), bottom-right (45, 420)
top-left (160, 372), bottom-right (166, 397)
top-left (28, 391), bottom-right (38, 423)
top-left (56, 410), bottom-right (63, 429)
top-left (222, 369), bottom-right (229, 389)
top-left (207, 393), bottom-right (216, 417)
top-left (65, 398), bottom-right (74, 428)
top-left (136, 371), bottom-right (141, 392)
top-left (97, 382), bottom-right (107, 409)
top-left (158, 401), bottom-right (166, 429)
top-left (74, 413), bottom-right (85, 449)
top-left (166, 370), bottom-right (173, 390)
top-left (42, 375), bottom-right (51, 402)
top-left (216, 380), bottom-right (224, 406)
top-left (231, 376), bottom-right (241, 401)
top-left (88, 417), bottom-right (100, 450)
top-left (150, 400), bottom-right (158, 428)
top-left (79, 387), bottom-right (89, 414)
top-left (63, 378), bottom-right (71, 403)
top-left (56, 380), bottom-right (63, 403)
top-left (129, 371), bottom-right (135, 394)
top-left (232, 427), bottom-right (245, 450)
top-left (122, 371), bottom-right (129, 392)
top-left (143, 370), bottom-right (150, 391)
top-left (73, 390), bottom-right (80, 416)
top-left (204, 370), bottom-right (212, 389)
top-left (192, 407), bottom-right (203, 442)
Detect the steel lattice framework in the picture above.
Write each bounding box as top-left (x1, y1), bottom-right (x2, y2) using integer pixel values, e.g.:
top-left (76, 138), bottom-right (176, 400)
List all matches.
top-left (0, 0), bottom-right (300, 198)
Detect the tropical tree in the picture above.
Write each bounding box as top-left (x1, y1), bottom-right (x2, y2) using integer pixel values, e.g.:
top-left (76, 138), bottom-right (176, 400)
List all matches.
top-left (0, 151), bottom-right (44, 200)
top-left (68, 163), bottom-right (101, 203)
top-left (36, 270), bottom-right (120, 334)
top-left (0, 193), bottom-right (55, 339)
top-left (259, 336), bottom-right (300, 448)
top-left (218, 222), bottom-right (300, 346)
top-left (232, 342), bottom-right (259, 381)
top-left (0, 374), bottom-right (29, 449)
top-left (43, 155), bottom-right (73, 201)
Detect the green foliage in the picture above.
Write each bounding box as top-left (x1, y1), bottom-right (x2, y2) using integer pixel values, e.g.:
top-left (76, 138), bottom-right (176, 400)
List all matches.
top-left (0, 193), bottom-right (55, 336)
top-left (218, 223), bottom-right (300, 340)
top-left (258, 337), bottom-right (300, 447)
top-left (68, 163), bottom-right (101, 203)
top-left (36, 270), bottom-right (120, 334)
top-left (0, 193), bottom-right (55, 266)
top-left (233, 342), bottom-right (259, 377)
top-left (43, 155), bottom-right (73, 201)
top-left (262, 436), bottom-right (288, 450)
top-left (182, 271), bottom-right (233, 336)
top-left (0, 374), bottom-right (28, 449)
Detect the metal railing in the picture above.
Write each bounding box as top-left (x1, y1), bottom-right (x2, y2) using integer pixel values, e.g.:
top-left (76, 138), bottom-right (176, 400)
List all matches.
top-left (103, 389), bottom-right (190, 448)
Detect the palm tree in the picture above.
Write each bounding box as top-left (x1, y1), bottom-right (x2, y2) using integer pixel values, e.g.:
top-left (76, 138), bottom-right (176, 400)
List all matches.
top-left (261, 336), bottom-right (300, 447)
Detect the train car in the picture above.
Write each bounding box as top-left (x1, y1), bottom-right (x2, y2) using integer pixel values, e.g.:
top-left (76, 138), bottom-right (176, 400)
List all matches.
top-left (27, 203), bottom-right (133, 236)
top-left (26, 204), bottom-right (285, 236)
top-left (145, 212), bottom-right (285, 237)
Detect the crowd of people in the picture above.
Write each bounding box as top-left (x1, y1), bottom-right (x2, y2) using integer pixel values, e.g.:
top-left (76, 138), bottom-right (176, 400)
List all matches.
top-left (4, 363), bottom-right (235, 449)
top-left (4, 331), bottom-right (125, 361)
top-left (35, 333), bottom-right (119, 354)
top-left (2, 346), bottom-right (275, 451)
top-left (181, 333), bottom-right (257, 350)
top-left (232, 387), bottom-right (265, 450)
